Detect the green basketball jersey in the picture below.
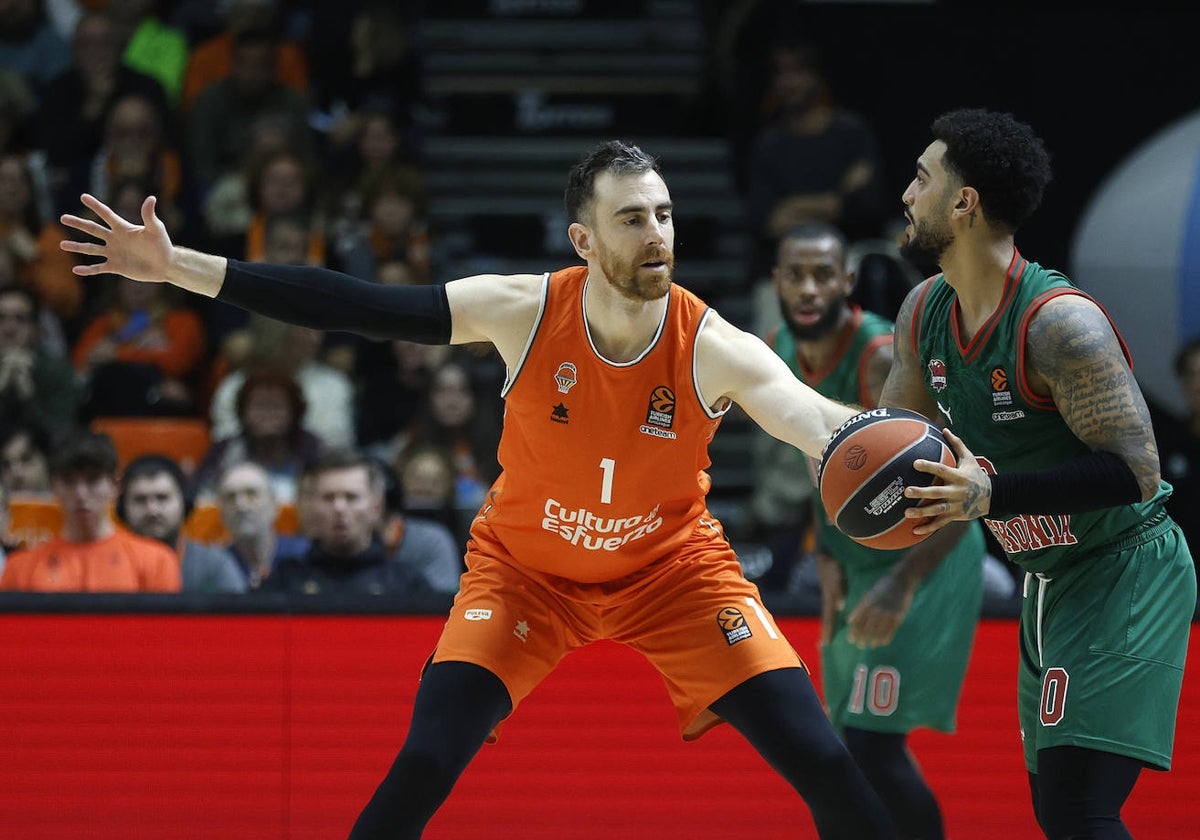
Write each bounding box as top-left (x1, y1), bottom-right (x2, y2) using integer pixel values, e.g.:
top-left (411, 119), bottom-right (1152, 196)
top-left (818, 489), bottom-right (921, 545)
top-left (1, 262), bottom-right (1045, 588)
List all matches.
top-left (912, 251), bottom-right (1170, 575)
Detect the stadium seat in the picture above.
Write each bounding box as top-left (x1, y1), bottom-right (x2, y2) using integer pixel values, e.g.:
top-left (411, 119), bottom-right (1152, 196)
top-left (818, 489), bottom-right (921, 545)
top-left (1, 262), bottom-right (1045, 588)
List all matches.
top-left (89, 417), bottom-right (212, 476)
top-left (6, 494), bottom-right (64, 548)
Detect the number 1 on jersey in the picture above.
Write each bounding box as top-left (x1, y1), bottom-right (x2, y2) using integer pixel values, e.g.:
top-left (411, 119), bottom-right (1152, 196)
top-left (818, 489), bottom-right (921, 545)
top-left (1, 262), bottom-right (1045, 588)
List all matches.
top-left (599, 458), bottom-right (615, 504)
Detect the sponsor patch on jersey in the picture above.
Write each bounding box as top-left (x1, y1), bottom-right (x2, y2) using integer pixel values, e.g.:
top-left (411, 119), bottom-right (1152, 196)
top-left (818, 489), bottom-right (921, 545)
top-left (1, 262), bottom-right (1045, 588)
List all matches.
top-left (992, 409), bottom-right (1026, 422)
top-left (717, 607), bottom-right (752, 645)
top-left (554, 361), bottom-right (578, 394)
top-left (928, 358), bottom-right (948, 391)
top-left (645, 385), bottom-right (676, 428)
top-left (463, 608), bottom-right (493, 621)
top-left (991, 366), bottom-right (1014, 406)
top-left (550, 402), bottom-right (569, 424)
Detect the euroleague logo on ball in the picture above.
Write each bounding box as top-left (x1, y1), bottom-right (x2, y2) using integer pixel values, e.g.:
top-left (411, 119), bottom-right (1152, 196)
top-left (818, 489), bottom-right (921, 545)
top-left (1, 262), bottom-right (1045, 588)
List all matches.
top-left (843, 444), bottom-right (868, 470)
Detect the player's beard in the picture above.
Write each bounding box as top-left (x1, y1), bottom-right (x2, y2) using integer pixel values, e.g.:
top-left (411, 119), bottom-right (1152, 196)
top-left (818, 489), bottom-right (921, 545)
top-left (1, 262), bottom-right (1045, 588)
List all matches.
top-left (780, 297), bottom-right (844, 341)
top-left (900, 206), bottom-right (955, 271)
top-left (603, 248), bottom-right (675, 302)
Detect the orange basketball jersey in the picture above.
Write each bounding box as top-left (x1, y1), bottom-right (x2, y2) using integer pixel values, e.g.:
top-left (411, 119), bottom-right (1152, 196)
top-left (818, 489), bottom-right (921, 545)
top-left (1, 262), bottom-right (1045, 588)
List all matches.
top-left (469, 266), bottom-right (729, 583)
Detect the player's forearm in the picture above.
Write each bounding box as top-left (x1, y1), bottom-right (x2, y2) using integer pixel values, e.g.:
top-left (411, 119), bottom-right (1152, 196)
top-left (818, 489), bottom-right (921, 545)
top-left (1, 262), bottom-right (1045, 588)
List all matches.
top-left (164, 246), bottom-right (228, 298)
top-left (217, 259), bottom-right (452, 343)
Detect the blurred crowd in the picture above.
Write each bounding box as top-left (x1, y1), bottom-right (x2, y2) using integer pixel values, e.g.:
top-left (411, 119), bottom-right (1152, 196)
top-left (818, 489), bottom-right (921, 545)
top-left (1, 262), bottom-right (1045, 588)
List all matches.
top-left (0, 0), bottom-right (504, 595)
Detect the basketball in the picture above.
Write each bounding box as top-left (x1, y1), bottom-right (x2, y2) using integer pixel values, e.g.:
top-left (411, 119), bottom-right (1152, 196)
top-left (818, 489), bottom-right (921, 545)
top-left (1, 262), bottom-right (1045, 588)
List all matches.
top-left (817, 407), bottom-right (956, 550)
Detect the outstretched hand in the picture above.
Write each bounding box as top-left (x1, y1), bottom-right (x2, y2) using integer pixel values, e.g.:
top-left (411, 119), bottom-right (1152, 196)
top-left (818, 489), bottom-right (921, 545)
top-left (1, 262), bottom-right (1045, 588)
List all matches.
top-left (903, 428), bottom-right (992, 534)
top-left (59, 194), bottom-right (173, 284)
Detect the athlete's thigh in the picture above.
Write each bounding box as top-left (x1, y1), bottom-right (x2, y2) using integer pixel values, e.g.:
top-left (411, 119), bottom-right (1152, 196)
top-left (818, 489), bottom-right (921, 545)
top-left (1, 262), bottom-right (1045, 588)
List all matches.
top-left (432, 546), bottom-right (588, 720)
top-left (616, 548), bottom-right (803, 739)
top-left (1020, 529), bottom-right (1194, 772)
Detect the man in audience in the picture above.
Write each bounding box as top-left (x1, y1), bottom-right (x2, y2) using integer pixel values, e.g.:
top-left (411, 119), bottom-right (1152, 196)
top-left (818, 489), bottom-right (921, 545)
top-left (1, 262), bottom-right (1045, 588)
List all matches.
top-left (266, 449), bottom-right (458, 596)
top-left (0, 431), bottom-right (180, 591)
top-left (117, 454), bottom-right (246, 593)
top-left (215, 459), bottom-right (308, 589)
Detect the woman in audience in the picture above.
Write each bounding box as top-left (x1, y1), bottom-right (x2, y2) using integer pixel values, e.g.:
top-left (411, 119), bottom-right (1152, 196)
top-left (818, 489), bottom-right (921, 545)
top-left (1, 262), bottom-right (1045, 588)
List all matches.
top-left (192, 366), bottom-right (324, 504)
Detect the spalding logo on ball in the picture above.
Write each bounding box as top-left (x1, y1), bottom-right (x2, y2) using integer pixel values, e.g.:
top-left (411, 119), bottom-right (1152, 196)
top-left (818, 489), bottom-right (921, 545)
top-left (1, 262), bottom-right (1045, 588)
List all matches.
top-left (817, 407), bottom-right (956, 550)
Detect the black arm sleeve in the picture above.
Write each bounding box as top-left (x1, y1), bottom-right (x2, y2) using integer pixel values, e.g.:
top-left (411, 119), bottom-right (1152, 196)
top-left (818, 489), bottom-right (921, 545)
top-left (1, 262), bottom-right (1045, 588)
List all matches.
top-left (988, 450), bottom-right (1142, 517)
top-left (216, 259), bottom-right (453, 344)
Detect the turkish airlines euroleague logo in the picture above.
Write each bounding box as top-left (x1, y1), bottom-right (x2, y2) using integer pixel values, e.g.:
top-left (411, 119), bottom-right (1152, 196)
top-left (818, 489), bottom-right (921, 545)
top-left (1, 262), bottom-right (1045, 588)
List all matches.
top-left (640, 385), bottom-right (678, 440)
top-left (717, 607), bottom-right (752, 645)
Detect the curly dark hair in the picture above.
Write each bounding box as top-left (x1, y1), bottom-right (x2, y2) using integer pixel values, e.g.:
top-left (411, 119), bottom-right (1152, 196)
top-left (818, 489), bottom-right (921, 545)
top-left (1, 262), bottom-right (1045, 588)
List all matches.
top-left (564, 140), bottom-right (662, 224)
top-left (931, 108), bottom-right (1052, 233)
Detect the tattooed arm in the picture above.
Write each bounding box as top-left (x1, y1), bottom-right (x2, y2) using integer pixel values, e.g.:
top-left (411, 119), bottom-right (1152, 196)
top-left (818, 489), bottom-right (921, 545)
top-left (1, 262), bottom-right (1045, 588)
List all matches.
top-left (1023, 293), bottom-right (1160, 498)
top-left (904, 293), bottom-right (1151, 532)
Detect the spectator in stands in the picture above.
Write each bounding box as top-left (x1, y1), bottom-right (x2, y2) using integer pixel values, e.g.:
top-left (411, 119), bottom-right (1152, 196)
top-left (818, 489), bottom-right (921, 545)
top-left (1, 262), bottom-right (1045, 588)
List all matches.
top-left (0, 152), bottom-right (84, 323)
top-left (117, 453), bottom-right (246, 593)
top-left (0, 421), bottom-right (52, 493)
top-left (744, 41), bottom-right (886, 282)
top-left (186, 26), bottom-right (312, 198)
top-left (373, 452), bottom-right (462, 594)
top-left (265, 449), bottom-right (448, 596)
top-left (358, 337), bottom-right (447, 462)
top-left (193, 365), bottom-right (324, 504)
top-left (65, 93), bottom-right (188, 239)
top-left (324, 103), bottom-right (426, 245)
top-left (179, 0), bottom-right (309, 114)
top-left (0, 430), bottom-right (180, 591)
top-left (215, 459), bottom-right (308, 589)
top-left (72, 274), bottom-right (207, 419)
top-left (0, 244), bottom-right (68, 358)
top-left (1150, 337), bottom-right (1200, 552)
top-left (331, 170), bottom-right (431, 285)
top-left (396, 443), bottom-right (463, 542)
top-left (208, 147), bottom-right (325, 266)
top-left (0, 0), bottom-right (73, 91)
top-left (397, 358), bottom-right (502, 510)
top-left (209, 322), bottom-right (355, 448)
top-left (0, 286), bottom-right (78, 438)
top-left (35, 9), bottom-right (171, 202)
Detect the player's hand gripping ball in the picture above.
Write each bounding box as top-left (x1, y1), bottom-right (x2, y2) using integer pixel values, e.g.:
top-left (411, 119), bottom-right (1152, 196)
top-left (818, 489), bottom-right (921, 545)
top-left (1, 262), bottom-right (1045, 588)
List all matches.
top-left (817, 407), bottom-right (956, 550)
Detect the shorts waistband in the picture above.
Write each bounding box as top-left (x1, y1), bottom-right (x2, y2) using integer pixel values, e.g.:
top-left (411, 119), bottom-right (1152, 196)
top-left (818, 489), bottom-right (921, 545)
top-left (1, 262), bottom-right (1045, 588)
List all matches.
top-left (1100, 510), bottom-right (1175, 554)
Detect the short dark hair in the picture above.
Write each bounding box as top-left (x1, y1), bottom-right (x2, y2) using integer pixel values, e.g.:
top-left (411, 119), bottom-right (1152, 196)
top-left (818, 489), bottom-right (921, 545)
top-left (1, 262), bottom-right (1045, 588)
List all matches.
top-left (303, 448), bottom-right (386, 497)
top-left (118, 453), bottom-right (193, 520)
top-left (778, 221), bottom-right (848, 267)
top-left (564, 140), bottom-right (661, 224)
top-left (48, 431), bottom-right (118, 478)
top-left (931, 108), bottom-right (1052, 233)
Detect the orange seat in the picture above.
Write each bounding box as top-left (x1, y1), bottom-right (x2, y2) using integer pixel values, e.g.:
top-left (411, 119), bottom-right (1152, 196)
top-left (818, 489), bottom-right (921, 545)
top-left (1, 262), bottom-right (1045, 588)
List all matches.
top-left (6, 494), bottom-right (64, 548)
top-left (90, 417), bottom-right (212, 476)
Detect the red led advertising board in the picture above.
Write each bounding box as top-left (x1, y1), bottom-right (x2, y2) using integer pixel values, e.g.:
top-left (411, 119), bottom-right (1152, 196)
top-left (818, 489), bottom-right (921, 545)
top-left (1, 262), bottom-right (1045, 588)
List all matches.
top-left (0, 615), bottom-right (1194, 838)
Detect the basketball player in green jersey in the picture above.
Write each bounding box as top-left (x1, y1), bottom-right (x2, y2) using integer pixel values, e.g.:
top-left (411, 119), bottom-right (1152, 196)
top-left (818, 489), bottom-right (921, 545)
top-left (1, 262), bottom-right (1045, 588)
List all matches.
top-left (881, 108), bottom-right (1196, 838)
top-left (769, 221), bottom-right (985, 839)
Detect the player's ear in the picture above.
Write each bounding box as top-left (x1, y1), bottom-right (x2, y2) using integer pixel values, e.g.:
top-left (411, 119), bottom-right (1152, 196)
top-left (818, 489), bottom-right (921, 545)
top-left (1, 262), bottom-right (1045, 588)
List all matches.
top-left (567, 222), bottom-right (591, 260)
top-left (953, 186), bottom-right (980, 218)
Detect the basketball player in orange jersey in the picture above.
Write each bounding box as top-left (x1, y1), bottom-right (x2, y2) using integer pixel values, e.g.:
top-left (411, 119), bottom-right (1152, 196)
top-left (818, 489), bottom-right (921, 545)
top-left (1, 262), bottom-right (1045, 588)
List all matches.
top-left (60, 142), bottom-right (895, 839)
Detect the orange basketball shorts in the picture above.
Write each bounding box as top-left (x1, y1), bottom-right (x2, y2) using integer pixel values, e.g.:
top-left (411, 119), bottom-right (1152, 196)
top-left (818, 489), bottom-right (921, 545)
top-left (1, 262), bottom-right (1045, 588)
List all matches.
top-left (430, 529), bottom-right (806, 741)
